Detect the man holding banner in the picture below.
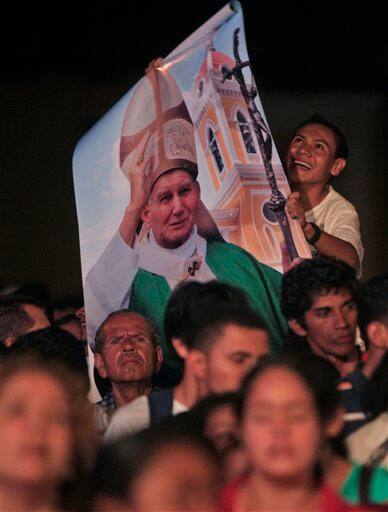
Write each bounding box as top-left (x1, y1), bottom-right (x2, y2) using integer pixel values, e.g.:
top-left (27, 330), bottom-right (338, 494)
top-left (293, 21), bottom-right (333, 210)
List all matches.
top-left (84, 62), bottom-right (287, 386)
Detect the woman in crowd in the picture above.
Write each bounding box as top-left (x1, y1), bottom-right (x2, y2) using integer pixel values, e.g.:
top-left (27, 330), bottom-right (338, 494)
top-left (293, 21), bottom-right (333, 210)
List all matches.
top-left (219, 354), bottom-right (379, 512)
top-left (0, 354), bottom-right (96, 512)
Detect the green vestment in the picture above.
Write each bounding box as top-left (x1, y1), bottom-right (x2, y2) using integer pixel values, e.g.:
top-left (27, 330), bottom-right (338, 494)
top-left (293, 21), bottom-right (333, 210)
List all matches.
top-left (129, 241), bottom-right (287, 385)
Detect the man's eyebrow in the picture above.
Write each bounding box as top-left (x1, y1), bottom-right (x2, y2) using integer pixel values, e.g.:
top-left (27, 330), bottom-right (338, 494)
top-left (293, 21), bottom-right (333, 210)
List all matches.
top-left (311, 306), bottom-right (331, 313)
top-left (341, 298), bottom-right (355, 307)
top-left (107, 329), bottom-right (147, 337)
top-left (293, 133), bottom-right (331, 148)
top-left (249, 399), bottom-right (311, 409)
top-left (156, 187), bottom-right (171, 197)
top-left (314, 138), bottom-right (330, 148)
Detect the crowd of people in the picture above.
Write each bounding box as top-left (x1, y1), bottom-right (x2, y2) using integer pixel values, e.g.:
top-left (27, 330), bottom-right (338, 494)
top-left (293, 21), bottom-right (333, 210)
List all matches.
top-left (1, 114), bottom-right (387, 512)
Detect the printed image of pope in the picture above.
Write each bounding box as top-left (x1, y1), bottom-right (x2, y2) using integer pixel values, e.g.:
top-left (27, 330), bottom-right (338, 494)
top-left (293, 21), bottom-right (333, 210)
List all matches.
top-left (84, 60), bottom-right (287, 386)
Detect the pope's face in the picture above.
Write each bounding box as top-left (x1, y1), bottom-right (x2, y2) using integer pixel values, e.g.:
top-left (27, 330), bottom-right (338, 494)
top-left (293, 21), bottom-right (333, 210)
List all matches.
top-left (142, 170), bottom-right (200, 249)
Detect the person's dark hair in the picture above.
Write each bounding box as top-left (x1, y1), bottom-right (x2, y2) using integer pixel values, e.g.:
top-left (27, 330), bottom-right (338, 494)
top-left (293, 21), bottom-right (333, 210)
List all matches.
top-left (94, 310), bottom-right (160, 354)
top-left (238, 353), bottom-right (341, 423)
top-left (0, 342), bottom-right (8, 357)
top-left (10, 327), bottom-right (89, 393)
top-left (294, 113), bottom-right (349, 159)
top-left (91, 413), bottom-right (218, 503)
top-left (191, 393), bottom-right (240, 431)
top-left (0, 294), bottom-right (49, 345)
top-left (54, 313), bottom-right (79, 327)
top-left (164, 281), bottom-right (250, 344)
top-left (281, 256), bottom-right (358, 324)
top-left (187, 305), bottom-right (267, 352)
top-left (53, 297), bottom-right (82, 314)
top-left (282, 329), bottom-right (314, 355)
top-left (357, 273), bottom-right (388, 342)
top-left (165, 280), bottom-right (266, 352)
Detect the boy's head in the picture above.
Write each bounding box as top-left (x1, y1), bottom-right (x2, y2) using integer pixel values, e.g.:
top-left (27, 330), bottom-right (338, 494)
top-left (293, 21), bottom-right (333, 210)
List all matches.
top-left (286, 114), bottom-right (348, 187)
top-left (164, 281), bottom-right (269, 393)
top-left (281, 257), bottom-right (358, 360)
top-left (358, 273), bottom-right (388, 349)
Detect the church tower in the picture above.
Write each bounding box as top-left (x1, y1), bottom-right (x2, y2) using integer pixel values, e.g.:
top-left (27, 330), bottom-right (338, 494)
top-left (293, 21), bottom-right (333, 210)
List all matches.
top-left (191, 45), bottom-right (308, 271)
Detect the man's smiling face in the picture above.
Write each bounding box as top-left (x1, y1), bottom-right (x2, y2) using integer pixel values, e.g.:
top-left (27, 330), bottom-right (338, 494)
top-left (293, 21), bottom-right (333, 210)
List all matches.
top-left (286, 123), bottom-right (345, 186)
top-left (141, 169), bottom-right (200, 249)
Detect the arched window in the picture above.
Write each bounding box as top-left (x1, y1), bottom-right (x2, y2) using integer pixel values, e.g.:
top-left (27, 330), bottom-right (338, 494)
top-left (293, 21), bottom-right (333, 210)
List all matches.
top-left (207, 127), bottom-right (224, 173)
top-left (237, 111), bottom-right (256, 154)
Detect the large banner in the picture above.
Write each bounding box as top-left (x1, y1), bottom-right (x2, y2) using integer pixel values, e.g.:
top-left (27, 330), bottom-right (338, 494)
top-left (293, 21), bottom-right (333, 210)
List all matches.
top-left (73, 2), bottom-right (310, 358)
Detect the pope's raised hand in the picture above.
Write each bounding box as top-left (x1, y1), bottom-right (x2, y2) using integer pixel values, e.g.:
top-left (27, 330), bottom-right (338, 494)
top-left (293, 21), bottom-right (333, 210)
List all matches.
top-left (121, 131), bottom-right (154, 211)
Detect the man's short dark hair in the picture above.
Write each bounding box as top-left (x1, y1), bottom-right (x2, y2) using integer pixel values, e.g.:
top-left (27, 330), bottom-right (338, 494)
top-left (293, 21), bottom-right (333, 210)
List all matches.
top-left (294, 113), bottom-right (349, 159)
top-left (281, 256), bottom-right (358, 324)
top-left (10, 326), bottom-right (89, 392)
top-left (54, 313), bottom-right (79, 328)
top-left (94, 310), bottom-right (159, 354)
top-left (164, 280), bottom-right (267, 352)
top-left (357, 273), bottom-right (388, 342)
top-left (0, 294), bottom-right (48, 346)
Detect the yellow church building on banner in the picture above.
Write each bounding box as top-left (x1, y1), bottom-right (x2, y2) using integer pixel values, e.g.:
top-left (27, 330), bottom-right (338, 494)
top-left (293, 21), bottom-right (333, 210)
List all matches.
top-left (191, 46), bottom-right (309, 272)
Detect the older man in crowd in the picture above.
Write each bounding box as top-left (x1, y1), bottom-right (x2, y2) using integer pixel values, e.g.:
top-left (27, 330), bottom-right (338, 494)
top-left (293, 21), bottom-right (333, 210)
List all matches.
top-left (104, 281), bottom-right (269, 442)
top-left (93, 310), bottom-right (163, 431)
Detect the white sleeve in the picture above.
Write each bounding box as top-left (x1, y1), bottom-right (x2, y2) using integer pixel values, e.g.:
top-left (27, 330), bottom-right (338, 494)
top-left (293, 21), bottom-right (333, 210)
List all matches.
top-left (84, 230), bottom-right (140, 346)
top-left (324, 208), bottom-right (364, 277)
top-left (103, 396), bottom-right (150, 443)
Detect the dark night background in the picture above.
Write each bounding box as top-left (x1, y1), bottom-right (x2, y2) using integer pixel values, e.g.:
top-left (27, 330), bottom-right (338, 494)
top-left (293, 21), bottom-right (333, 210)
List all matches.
top-left (1, 1), bottom-right (387, 306)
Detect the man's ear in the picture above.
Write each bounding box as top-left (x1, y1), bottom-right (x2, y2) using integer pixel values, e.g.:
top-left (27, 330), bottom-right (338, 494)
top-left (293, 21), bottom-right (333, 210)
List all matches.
top-left (171, 338), bottom-right (189, 359)
top-left (4, 336), bottom-right (16, 348)
top-left (324, 406), bottom-right (345, 439)
top-left (94, 353), bottom-right (108, 379)
top-left (141, 205), bottom-right (151, 228)
top-left (154, 345), bottom-right (164, 373)
top-left (366, 321), bottom-right (388, 350)
top-left (330, 158), bottom-right (346, 177)
top-left (188, 349), bottom-right (207, 381)
top-left (288, 319), bottom-right (307, 337)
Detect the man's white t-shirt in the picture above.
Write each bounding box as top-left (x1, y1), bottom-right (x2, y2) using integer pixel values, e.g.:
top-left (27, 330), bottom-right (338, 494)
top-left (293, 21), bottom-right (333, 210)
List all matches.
top-left (103, 394), bottom-right (188, 443)
top-left (305, 186), bottom-right (363, 277)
